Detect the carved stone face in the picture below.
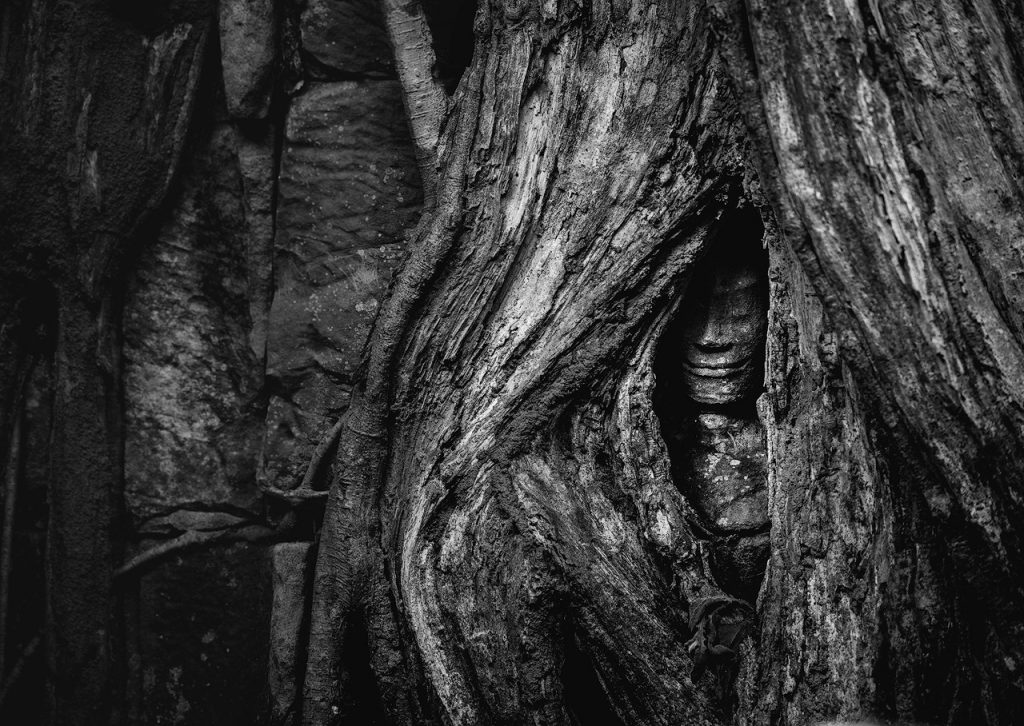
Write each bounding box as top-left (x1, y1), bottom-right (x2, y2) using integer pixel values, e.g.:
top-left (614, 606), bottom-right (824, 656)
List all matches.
top-left (680, 255), bottom-right (767, 406)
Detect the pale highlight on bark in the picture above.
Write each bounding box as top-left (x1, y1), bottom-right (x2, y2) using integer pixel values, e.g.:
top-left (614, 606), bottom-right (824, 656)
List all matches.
top-left (381, 0), bottom-right (449, 206)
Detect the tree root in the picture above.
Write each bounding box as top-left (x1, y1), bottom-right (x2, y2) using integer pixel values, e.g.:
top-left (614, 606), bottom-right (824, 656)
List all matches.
top-left (114, 523), bottom-right (277, 578)
top-left (299, 418), bottom-right (345, 491)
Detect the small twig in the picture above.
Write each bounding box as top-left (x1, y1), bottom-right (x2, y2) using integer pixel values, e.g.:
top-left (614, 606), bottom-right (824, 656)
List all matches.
top-left (298, 418), bottom-right (345, 491)
top-left (381, 0), bottom-right (449, 206)
top-left (114, 524), bottom-right (276, 578)
top-left (0, 634), bottom-right (39, 710)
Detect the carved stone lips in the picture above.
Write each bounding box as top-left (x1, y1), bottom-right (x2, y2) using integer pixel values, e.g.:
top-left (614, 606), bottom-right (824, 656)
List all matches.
top-left (683, 356), bottom-right (751, 378)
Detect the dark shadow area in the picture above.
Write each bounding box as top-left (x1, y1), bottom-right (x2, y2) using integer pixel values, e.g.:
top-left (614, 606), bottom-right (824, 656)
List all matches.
top-left (0, 285), bottom-right (55, 725)
top-left (421, 0), bottom-right (478, 93)
top-left (133, 542), bottom-right (272, 725)
top-left (336, 614), bottom-right (389, 724)
top-left (562, 632), bottom-right (627, 726)
top-left (108, 0), bottom-right (211, 36)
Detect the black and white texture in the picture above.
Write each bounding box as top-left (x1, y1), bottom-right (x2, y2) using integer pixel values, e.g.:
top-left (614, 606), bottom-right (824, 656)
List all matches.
top-left (1, 1), bottom-right (1023, 724)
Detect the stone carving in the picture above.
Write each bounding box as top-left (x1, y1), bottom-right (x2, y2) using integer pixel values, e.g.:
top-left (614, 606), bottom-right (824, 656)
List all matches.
top-left (676, 233), bottom-right (769, 601)
top-left (680, 251), bottom-right (767, 408)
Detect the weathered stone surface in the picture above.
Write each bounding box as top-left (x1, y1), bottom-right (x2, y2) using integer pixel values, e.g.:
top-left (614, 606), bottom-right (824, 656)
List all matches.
top-left (299, 0), bottom-right (395, 77)
top-left (135, 541), bottom-right (271, 725)
top-left (269, 542), bottom-right (312, 725)
top-left (269, 241), bottom-right (407, 382)
top-left (275, 82), bottom-right (420, 255)
top-left (684, 412), bottom-right (768, 532)
top-left (259, 390), bottom-right (350, 493)
top-left (260, 80), bottom-right (420, 491)
top-left (236, 126), bottom-right (277, 360)
top-left (124, 124), bottom-right (264, 526)
top-left (219, 0), bottom-right (277, 118)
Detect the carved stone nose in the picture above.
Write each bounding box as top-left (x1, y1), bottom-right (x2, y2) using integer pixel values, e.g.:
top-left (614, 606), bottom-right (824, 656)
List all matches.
top-left (695, 338), bottom-right (732, 352)
top-left (691, 316), bottom-right (732, 352)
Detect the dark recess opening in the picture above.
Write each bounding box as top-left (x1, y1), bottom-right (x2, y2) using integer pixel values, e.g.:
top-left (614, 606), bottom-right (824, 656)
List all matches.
top-left (335, 614), bottom-right (389, 724)
top-left (11, 282), bottom-right (57, 356)
top-left (420, 0), bottom-right (478, 93)
top-left (562, 632), bottom-right (627, 726)
top-left (108, 0), bottom-right (211, 36)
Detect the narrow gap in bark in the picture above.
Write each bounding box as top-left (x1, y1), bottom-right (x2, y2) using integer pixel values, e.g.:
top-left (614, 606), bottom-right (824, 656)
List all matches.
top-left (872, 594), bottom-right (897, 719)
top-left (419, 0), bottom-right (477, 94)
top-left (336, 612), bottom-right (389, 724)
top-left (561, 632), bottom-right (626, 726)
top-left (652, 205), bottom-right (769, 603)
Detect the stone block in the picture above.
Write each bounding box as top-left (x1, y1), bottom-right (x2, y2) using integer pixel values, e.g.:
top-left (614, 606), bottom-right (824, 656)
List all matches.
top-left (220, 0), bottom-right (278, 118)
top-left (236, 126), bottom-right (278, 360)
top-left (124, 125), bottom-right (264, 526)
top-left (268, 542), bottom-right (312, 725)
top-left (135, 541), bottom-right (272, 725)
top-left (299, 0), bottom-right (394, 77)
